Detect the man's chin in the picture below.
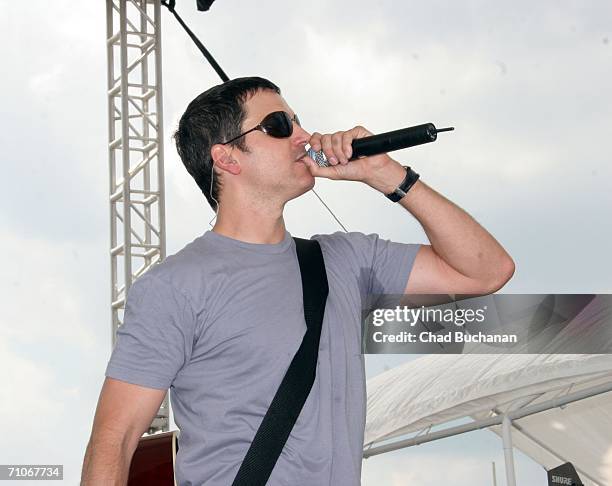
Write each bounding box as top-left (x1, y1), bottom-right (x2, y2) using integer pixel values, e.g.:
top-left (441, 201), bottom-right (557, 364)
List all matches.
top-left (301, 170), bottom-right (316, 191)
top-left (286, 175), bottom-right (316, 203)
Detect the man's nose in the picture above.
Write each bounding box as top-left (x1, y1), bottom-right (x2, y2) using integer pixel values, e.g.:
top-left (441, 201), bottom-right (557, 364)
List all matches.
top-left (292, 123), bottom-right (311, 145)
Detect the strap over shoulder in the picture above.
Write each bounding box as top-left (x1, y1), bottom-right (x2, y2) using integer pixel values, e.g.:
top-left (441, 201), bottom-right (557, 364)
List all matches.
top-left (231, 237), bottom-right (329, 486)
top-left (293, 237), bottom-right (329, 324)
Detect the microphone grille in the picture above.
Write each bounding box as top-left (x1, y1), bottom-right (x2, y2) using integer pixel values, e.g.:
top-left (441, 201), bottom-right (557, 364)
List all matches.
top-left (307, 148), bottom-right (330, 167)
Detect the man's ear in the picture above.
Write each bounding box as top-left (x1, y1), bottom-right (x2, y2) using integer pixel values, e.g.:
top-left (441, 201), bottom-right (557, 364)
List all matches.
top-left (210, 144), bottom-right (242, 175)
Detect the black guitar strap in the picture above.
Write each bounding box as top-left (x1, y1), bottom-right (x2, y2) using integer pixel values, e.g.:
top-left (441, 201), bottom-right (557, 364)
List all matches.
top-left (231, 237), bottom-right (329, 486)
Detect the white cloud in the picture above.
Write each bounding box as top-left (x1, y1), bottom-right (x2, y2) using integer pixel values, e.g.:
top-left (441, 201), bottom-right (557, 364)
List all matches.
top-left (0, 230), bottom-right (98, 348)
top-left (0, 338), bottom-right (63, 432)
top-left (28, 65), bottom-right (65, 97)
top-left (0, 335), bottom-right (105, 484)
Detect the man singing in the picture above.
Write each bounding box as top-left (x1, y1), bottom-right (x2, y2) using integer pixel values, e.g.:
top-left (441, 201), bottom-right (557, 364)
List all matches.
top-left (81, 77), bottom-right (514, 485)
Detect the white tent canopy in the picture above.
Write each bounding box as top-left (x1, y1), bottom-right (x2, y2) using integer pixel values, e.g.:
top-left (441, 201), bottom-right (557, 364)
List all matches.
top-left (365, 354), bottom-right (612, 486)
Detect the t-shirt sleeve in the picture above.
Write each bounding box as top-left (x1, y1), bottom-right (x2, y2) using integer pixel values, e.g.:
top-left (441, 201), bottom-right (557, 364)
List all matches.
top-left (105, 272), bottom-right (196, 390)
top-left (364, 232), bottom-right (420, 299)
top-left (312, 231), bottom-right (421, 308)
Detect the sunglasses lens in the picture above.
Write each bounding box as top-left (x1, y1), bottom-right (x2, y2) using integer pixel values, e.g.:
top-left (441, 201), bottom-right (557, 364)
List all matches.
top-left (261, 111), bottom-right (293, 138)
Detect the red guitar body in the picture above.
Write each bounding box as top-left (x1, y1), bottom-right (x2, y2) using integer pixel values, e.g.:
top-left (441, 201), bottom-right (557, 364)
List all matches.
top-left (127, 430), bottom-right (178, 485)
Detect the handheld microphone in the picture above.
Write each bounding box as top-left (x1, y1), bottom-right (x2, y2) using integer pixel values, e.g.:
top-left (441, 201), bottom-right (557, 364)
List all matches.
top-left (306, 123), bottom-right (454, 167)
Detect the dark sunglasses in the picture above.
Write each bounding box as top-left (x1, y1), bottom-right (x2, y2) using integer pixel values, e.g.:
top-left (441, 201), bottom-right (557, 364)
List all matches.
top-left (222, 111), bottom-right (301, 145)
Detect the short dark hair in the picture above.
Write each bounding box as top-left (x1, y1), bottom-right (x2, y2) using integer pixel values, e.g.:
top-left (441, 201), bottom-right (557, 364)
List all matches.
top-left (173, 76), bottom-right (281, 211)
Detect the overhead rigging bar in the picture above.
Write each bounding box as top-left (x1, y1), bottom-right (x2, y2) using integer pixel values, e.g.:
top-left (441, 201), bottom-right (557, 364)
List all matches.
top-left (161, 0), bottom-right (229, 82)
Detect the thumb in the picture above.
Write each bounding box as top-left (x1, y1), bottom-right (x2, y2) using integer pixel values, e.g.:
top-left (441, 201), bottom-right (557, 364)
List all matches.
top-left (303, 155), bottom-right (341, 180)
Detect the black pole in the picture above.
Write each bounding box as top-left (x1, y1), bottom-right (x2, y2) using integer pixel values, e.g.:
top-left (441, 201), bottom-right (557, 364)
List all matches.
top-left (161, 0), bottom-right (230, 82)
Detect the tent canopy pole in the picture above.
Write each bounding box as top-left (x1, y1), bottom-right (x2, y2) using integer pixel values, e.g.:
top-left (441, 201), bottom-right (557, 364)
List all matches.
top-left (502, 414), bottom-right (517, 486)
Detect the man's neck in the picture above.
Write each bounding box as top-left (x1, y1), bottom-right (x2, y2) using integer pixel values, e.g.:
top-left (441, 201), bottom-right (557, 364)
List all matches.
top-left (212, 203), bottom-right (287, 245)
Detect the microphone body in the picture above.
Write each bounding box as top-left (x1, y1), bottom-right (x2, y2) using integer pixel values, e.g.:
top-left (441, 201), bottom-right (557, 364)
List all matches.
top-left (307, 122), bottom-right (452, 167)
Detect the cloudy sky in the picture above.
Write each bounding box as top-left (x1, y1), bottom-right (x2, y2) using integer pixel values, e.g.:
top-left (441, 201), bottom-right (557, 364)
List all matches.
top-left (1, 1), bottom-right (611, 484)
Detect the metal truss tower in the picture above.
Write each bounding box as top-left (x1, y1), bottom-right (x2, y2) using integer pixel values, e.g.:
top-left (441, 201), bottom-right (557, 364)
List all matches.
top-left (106, 0), bottom-right (168, 433)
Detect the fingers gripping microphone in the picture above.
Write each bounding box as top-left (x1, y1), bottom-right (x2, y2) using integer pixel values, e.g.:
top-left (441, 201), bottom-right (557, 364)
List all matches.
top-left (307, 123), bottom-right (454, 167)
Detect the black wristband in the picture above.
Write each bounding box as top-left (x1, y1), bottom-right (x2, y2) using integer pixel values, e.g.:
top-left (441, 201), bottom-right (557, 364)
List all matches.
top-left (385, 166), bottom-right (420, 202)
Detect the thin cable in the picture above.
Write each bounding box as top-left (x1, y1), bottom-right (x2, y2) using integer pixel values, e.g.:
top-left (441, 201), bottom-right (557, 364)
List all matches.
top-left (208, 164), bottom-right (219, 227)
top-left (208, 212), bottom-right (217, 227)
top-left (310, 189), bottom-right (349, 233)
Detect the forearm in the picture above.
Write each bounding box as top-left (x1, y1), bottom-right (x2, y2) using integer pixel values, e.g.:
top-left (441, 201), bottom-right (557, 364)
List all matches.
top-left (81, 433), bottom-right (134, 485)
top-left (306, 127), bottom-right (514, 290)
top-left (366, 159), bottom-right (514, 285)
top-left (400, 179), bottom-right (512, 281)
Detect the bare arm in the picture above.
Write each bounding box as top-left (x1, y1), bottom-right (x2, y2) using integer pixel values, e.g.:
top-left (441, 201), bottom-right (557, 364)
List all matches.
top-left (365, 162), bottom-right (515, 294)
top-left (81, 377), bottom-right (167, 485)
top-left (397, 178), bottom-right (515, 294)
top-left (305, 126), bottom-right (515, 294)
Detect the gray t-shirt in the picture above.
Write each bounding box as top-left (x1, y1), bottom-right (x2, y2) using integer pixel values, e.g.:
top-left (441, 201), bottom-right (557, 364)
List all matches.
top-left (105, 230), bottom-right (419, 486)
